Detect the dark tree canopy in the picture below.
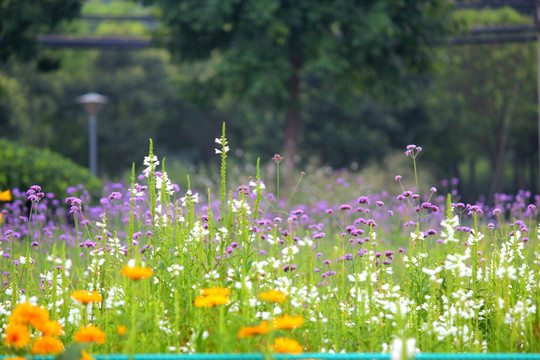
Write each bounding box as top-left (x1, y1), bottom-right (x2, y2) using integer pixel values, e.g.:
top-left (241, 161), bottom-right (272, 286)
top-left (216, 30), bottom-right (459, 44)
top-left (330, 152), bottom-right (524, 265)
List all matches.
top-left (145, 0), bottom-right (451, 163)
top-left (0, 0), bottom-right (83, 62)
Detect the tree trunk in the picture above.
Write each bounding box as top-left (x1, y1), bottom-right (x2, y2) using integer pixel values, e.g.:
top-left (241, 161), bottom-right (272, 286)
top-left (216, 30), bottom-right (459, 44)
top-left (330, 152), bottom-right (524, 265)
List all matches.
top-left (489, 75), bottom-right (521, 199)
top-left (530, 156), bottom-right (536, 194)
top-left (468, 159), bottom-right (476, 202)
top-left (283, 55), bottom-right (301, 171)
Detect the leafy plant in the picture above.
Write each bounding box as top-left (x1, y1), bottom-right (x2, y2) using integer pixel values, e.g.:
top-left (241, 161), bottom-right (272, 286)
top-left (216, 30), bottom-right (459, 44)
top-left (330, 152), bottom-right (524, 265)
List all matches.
top-left (0, 138), bottom-right (101, 198)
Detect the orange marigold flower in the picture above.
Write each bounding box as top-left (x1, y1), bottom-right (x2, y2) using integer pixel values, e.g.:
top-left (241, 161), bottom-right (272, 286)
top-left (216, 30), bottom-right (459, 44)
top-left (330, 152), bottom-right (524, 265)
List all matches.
top-left (259, 289), bottom-right (287, 304)
top-left (70, 290), bottom-right (103, 304)
top-left (10, 303), bottom-right (49, 330)
top-left (237, 320), bottom-right (269, 338)
top-left (273, 337), bottom-right (303, 354)
top-left (116, 325), bottom-right (127, 336)
top-left (74, 324), bottom-right (106, 344)
top-left (194, 294), bottom-right (230, 307)
top-left (202, 287), bottom-right (231, 297)
top-left (38, 320), bottom-right (64, 336)
top-left (4, 323), bottom-right (31, 348)
top-left (31, 336), bottom-right (63, 355)
top-left (0, 189), bottom-right (12, 202)
top-left (120, 265), bottom-right (153, 279)
top-left (272, 314), bottom-right (304, 330)
top-left (80, 350), bottom-right (95, 360)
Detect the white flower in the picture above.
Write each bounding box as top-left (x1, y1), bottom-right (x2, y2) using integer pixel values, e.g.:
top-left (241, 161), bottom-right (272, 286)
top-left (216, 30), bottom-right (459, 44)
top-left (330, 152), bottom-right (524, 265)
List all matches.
top-left (422, 266), bottom-right (443, 282)
top-left (391, 338), bottom-right (416, 360)
top-left (215, 146), bottom-right (230, 154)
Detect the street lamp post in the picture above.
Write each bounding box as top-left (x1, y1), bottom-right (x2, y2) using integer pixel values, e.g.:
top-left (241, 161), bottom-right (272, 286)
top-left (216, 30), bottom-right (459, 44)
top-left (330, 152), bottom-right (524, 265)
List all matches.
top-left (76, 92), bottom-right (108, 176)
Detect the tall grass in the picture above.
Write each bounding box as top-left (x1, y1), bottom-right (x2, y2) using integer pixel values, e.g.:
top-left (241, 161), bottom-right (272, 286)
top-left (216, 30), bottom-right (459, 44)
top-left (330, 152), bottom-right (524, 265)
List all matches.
top-left (0, 129), bottom-right (538, 359)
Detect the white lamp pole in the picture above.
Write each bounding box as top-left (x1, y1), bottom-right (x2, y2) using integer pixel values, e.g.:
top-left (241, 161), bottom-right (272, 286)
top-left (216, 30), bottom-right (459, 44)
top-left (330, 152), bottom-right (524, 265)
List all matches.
top-left (76, 92), bottom-right (108, 176)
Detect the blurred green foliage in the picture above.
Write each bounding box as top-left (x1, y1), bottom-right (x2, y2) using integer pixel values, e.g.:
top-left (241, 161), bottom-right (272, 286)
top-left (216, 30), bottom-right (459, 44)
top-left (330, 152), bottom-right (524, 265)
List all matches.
top-left (424, 7), bottom-right (537, 197)
top-left (0, 138), bottom-right (101, 198)
top-left (143, 0), bottom-right (452, 161)
top-left (0, 0), bottom-right (83, 63)
top-left (0, 1), bottom-right (538, 201)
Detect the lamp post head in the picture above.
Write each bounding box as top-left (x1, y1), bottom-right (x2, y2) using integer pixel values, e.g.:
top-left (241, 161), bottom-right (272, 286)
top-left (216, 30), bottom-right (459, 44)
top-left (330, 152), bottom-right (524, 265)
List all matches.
top-left (76, 92), bottom-right (108, 116)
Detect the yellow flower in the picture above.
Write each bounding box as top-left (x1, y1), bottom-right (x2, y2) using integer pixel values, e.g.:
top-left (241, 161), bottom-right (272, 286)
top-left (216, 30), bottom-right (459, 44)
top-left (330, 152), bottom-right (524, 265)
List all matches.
top-left (4, 323), bottom-right (31, 348)
top-left (272, 314), bottom-right (304, 330)
top-left (237, 320), bottom-right (269, 338)
top-left (0, 189), bottom-right (12, 202)
top-left (120, 265), bottom-right (153, 279)
top-left (31, 336), bottom-right (64, 355)
top-left (259, 289), bottom-right (287, 304)
top-left (10, 303), bottom-right (49, 330)
top-left (116, 325), bottom-right (127, 336)
top-left (0, 213), bottom-right (3, 224)
top-left (38, 320), bottom-right (64, 336)
top-left (70, 290), bottom-right (103, 304)
top-left (74, 324), bottom-right (106, 344)
top-left (273, 337), bottom-right (303, 354)
top-left (80, 350), bottom-right (95, 360)
top-left (4, 357), bottom-right (27, 360)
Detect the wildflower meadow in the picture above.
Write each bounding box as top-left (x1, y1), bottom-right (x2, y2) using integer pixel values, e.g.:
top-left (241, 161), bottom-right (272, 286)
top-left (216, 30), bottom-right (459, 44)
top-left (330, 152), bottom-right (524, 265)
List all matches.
top-left (0, 125), bottom-right (539, 360)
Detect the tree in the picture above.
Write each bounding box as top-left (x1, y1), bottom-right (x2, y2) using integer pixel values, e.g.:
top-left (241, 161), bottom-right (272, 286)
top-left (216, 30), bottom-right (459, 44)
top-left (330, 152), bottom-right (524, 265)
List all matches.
top-left (0, 0), bottom-right (83, 62)
top-left (425, 7), bottom-right (537, 199)
top-left (143, 0), bottom-right (451, 166)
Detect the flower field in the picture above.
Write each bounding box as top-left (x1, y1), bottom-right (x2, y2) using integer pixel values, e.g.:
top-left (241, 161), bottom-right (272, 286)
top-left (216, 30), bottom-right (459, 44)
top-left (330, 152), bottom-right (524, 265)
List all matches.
top-left (0, 129), bottom-right (539, 359)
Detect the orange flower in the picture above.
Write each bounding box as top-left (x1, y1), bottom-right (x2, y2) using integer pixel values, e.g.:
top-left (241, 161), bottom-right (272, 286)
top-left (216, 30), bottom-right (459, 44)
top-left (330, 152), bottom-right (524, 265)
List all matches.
top-left (0, 189), bottom-right (12, 202)
top-left (272, 314), bottom-right (304, 330)
top-left (202, 287), bottom-right (231, 297)
top-left (237, 320), bottom-right (269, 338)
top-left (194, 294), bottom-right (230, 307)
top-left (74, 324), bottom-right (106, 344)
top-left (10, 303), bottom-right (49, 330)
top-left (38, 320), bottom-right (64, 336)
top-left (259, 289), bottom-right (287, 304)
top-left (120, 265), bottom-right (153, 279)
top-left (273, 337), bottom-right (303, 354)
top-left (4, 323), bottom-right (31, 348)
top-left (4, 357), bottom-right (27, 360)
top-left (31, 336), bottom-right (63, 355)
top-left (70, 290), bottom-right (103, 304)
top-left (116, 325), bottom-right (127, 336)
top-left (194, 287), bottom-right (232, 307)
top-left (80, 350), bottom-right (95, 360)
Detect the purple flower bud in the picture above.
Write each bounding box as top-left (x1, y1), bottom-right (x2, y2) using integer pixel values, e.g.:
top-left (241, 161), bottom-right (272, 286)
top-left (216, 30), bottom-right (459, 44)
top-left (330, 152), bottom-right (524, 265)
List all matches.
top-left (357, 196), bottom-right (369, 204)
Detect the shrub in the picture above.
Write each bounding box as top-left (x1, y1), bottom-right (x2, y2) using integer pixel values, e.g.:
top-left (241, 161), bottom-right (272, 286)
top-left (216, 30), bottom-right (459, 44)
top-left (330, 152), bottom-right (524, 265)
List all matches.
top-left (0, 138), bottom-right (101, 198)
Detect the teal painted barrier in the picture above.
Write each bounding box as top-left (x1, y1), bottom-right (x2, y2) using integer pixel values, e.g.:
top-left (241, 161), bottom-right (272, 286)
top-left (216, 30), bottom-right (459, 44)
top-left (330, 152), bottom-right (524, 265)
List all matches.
top-left (9, 354), bottom-right (540, 360)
